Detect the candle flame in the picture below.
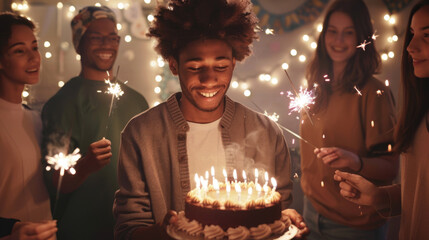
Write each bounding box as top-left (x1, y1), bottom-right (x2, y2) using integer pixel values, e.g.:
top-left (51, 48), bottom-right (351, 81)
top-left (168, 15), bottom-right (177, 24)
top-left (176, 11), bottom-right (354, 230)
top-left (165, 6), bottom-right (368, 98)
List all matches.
top-left (195, 173), bottom-right (200, 189)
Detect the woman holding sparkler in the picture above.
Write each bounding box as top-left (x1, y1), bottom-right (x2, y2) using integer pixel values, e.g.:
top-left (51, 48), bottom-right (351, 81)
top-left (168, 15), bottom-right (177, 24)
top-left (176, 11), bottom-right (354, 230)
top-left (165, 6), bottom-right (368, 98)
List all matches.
top-left (0, 12), bottom-right (57, 239)
top-left (300, 0), bottom-right (398, 239)
top-left (335, 0), bottom-right (429, 239)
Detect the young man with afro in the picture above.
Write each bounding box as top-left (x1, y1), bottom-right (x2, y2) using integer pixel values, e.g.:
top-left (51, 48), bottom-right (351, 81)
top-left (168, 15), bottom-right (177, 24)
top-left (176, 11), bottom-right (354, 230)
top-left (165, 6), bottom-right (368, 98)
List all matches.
top-left (113, 0), bottom-right (308, 239)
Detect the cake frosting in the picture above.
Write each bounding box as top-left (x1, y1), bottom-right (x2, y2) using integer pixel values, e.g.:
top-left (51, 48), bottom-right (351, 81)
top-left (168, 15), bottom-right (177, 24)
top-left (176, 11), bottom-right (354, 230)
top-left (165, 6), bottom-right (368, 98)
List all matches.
top-left (171, 181), bottom-right (293, 240)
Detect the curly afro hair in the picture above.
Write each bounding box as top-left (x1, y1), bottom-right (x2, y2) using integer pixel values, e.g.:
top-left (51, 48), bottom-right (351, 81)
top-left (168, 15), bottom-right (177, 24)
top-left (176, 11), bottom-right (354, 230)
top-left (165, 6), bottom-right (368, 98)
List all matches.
top-left (147, 0), bottom-right (258, 62)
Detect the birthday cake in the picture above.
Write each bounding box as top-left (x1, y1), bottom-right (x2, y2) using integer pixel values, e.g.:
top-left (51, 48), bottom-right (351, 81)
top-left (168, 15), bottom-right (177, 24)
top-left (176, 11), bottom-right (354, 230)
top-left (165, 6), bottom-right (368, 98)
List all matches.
top-left (169, 179), bottom-right (294, 240)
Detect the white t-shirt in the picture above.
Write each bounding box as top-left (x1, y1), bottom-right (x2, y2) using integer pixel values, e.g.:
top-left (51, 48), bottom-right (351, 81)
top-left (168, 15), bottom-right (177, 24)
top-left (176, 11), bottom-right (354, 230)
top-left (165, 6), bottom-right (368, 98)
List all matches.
top-left (187, 118), bottom-right (226, 188)
top-left (0, 98), bottom-right (52, 221)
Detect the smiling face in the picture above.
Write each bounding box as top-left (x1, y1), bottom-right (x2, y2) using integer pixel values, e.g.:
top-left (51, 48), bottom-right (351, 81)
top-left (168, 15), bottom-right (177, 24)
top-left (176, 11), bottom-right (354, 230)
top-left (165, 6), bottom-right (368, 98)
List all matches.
top-left (324, 11), bottom-right (357, 69)
top-left (170, 38), bottom-right (236, 123)
top-left (407, 5), bottom-right (429, 78)
top-left (78, 18), bottom-right (119, 75)
top-left (0, 24), bottom-right (40, 87)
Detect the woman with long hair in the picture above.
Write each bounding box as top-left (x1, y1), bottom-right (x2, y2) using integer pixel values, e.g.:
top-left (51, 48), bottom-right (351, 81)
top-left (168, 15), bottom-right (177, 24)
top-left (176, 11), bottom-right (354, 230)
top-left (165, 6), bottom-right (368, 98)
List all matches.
top-left (0, 12), bottom-right (57, 239)
top-left (335, 0), bottom-right (429, 239)
top-left (300, 0), bottom-right (398, 239)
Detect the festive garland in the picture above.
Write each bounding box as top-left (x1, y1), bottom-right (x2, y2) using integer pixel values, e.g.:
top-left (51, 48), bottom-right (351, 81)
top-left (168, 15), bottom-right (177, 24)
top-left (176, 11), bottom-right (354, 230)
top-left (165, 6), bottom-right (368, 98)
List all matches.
top-left (252, 0), bottom-right (330, 33)
top-left (382, 0), bottom-right (413, 14)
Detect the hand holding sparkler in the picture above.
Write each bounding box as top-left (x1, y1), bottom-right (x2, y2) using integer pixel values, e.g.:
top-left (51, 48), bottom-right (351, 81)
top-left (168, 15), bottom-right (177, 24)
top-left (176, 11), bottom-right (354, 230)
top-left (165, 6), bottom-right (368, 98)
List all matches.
top-left (334, 170), bottom-right (390, 210)
top-left (314, 147), bottom-right (361, 171)
top-left (74, 138), bottom-right (112, 177)
top-left (47, 139), bottom-right (112, 195)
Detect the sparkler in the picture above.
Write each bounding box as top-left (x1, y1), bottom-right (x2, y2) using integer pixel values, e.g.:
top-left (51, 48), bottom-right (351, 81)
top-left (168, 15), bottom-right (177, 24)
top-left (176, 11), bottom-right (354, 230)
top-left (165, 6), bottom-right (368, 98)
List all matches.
top-left (104, 66), bottom-right (123, 136)
top-left (284, 87), bottom-right (316, 115)
top-left (283, 69), bottom-right (315, 125)
top-left (45, 148), bottom-right (81, 214)
top-left (251, 96), bottom-right (318, 149)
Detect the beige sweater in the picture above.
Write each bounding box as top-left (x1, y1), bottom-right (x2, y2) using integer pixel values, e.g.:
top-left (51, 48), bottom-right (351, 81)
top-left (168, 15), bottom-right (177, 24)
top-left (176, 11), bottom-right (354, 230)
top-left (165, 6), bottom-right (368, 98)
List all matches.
top-left (384, 113), bottom-right (429, 239)
top-left (113, 93), bottom-right (293, 240)
top-left (300, 77), bottom-right (397, 229)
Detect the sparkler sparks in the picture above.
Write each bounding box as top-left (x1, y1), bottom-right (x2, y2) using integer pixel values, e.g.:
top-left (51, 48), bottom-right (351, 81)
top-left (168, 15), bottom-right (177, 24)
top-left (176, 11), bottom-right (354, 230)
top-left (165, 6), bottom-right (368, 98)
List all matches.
top-left (285, 87), bottom-right (316, 114)
top-left (264, 111), bottom-right (279, 122)
top-left (354, 85), bottom-right (362, 96)
top-left (356, 39), bottom-right (371, 51)
top-left (105, 80), bottom-right (124, 99)
top-left (371, 30), bottom-right (379, 40)
top-left (45, 148), bottom-right (81, 176)
top-left (283, 69), bottom-right (315, 125)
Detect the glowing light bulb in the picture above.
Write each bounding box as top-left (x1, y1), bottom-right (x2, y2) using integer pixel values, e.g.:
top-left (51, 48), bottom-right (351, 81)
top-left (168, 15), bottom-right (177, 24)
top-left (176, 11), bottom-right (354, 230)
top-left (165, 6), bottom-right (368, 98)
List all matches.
top-left (281, 63), bottom-right (289, 70)
top-left (244, 89), bottom-right (251, 97)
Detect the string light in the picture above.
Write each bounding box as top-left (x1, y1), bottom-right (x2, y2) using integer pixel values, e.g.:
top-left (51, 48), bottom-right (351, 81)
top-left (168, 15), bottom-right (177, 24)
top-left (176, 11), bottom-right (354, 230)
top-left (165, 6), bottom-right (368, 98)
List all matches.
top-left (45, 52), bottom-right (52, 59)
top-left (147, 14), bottom-right (155, 22)
top-left (124, 35), bottom-right (132, 43)
top-left (58, 81), bottom-right (65, 88)
top-left (155, 75), bottom-right (162, 82)
top-left (231, 81), bottom-right (239, 88)
top-left (281, 63), bottom-right (289, 70)
top-left (243, 89), bottom-right (251, 97)
top-left (290, 49), bottom-right (297, 56)
top-left (302, 34), bottom-right (310, 42)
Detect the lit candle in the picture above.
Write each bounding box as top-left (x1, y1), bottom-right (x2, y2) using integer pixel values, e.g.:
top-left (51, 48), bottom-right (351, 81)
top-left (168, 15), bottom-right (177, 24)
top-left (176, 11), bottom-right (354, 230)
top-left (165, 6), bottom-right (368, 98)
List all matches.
top-left (205, 171), bottom-right (209, 180)
top-left (195, 173), bottom-right (200, 189)
top-left (256, 183), bottom-right (262, 198)
top-left (213, 178), bottom-right (220, 199)
top-left (226, 182), bottom-right (231, 199)
top-left (200, 176), bottom-right (207, 198)
top-left (264, 171), bottom-right (269, 186)
top-left (255, 168), bottom-right (258, 184)
top-left (223, 168), bottom-right (228, 184)
top-left (247, 186), bottom-right (253, 200)
top-left (242, 170), bottom-right (247, 184)
top-left (211, 166), bottom-right (215, 184)
top-left (235, 183), bottom-right (242, 202)
top-left (233, 169), bottom-right (237, 184)
top-left (263, 184), bottom-right (269, 197)
top-left (271, 177), bottom-right (277, 192)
